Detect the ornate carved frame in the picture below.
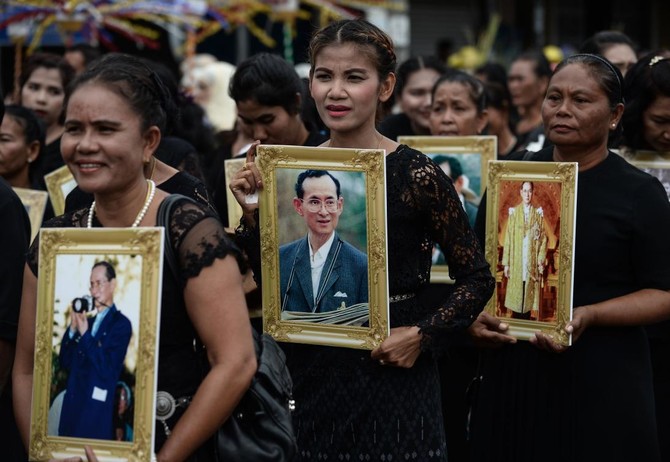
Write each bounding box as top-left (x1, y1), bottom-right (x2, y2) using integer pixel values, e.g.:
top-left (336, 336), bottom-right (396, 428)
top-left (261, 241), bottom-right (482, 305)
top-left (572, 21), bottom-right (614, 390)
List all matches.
top-left (31, 228), bottom-right (163, 461)
top-left (484, 160), bottom-right (577, 346)
top-left (14, 187), bottom-right (48, 242)
top-left (399, 135), bottom-right (497, 283)
top-left (257, 145), bottom-right (389, 350)
top-left (44, 165), bottom-right (77, 216)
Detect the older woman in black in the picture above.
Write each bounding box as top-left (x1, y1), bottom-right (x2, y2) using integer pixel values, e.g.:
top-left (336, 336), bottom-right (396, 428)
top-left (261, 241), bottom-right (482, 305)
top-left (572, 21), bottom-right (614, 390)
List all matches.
top-left (13, 54), bottom-right (256, 462)
top-left (469, 54), bottom-right (670, 462)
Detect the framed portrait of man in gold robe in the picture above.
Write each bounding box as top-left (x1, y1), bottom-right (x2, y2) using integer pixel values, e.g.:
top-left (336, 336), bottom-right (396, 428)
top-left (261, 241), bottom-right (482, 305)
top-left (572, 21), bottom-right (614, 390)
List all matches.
top-left (484, 161), bottom-right (578, 346)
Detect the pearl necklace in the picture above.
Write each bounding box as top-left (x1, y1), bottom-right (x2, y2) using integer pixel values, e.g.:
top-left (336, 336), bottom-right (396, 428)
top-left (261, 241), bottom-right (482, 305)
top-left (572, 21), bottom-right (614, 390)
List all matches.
top-left (87, 179), bottom-right (156, 228)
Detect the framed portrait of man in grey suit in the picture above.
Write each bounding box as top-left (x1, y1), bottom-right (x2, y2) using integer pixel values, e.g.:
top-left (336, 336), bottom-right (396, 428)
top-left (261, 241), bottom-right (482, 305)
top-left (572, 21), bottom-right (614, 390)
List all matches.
top-left (257, 145), bottom-right (389, 350)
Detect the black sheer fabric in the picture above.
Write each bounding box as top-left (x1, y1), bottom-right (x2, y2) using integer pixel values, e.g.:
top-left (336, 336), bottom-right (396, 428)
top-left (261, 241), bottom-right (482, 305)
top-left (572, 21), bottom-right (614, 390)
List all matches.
top-left (28, 197), bottom-right (245, 457)
top-left (237, 145), bottom-right (494, 460)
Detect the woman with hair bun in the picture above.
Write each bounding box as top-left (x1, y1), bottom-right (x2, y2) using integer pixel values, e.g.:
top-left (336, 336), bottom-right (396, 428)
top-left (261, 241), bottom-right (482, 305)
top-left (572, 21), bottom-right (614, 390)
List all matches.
top-left (469, 53), bottom-right (670, 462)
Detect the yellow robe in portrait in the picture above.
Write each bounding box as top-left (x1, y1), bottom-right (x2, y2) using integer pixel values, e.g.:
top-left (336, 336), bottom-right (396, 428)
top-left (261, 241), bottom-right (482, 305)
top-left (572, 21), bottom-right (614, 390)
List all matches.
top-left (502, 204), bottom-right (547, 313)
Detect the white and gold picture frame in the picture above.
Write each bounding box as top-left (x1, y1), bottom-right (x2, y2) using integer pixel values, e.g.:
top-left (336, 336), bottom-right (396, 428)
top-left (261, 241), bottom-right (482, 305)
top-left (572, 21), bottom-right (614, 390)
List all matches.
top-left (31, 228), bottom-right (163, 462)
top-left (13, 187), bottom-right (48, 242)
top-left (484, 161), bottom-right (577, 346)
top-left (257, 145), bottom-right (389, 350)
top-left (44, 165), bottom-right (77, 216)
top-left (399, 135), bottom-right (497, 283)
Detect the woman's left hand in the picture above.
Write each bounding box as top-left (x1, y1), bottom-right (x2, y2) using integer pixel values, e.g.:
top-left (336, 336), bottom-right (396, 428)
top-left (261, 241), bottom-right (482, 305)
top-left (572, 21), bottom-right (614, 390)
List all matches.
top-left (371, 326), bottom-right (422, 368)
top-left (530, 305), bottom-right (595, 353)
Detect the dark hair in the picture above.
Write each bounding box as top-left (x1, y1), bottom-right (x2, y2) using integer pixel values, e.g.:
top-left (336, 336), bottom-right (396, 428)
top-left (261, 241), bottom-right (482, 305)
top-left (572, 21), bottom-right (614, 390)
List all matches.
top-left (294, 170), bottom-right (341, 199)
top-left (65, 44), bottom-right (102, 66)
top-left (65, 53), bottom-right (175, 133)
top-left (621, 50), bottom-right (670, 150)
top-left (395, 56), bottom-right (447, 96)
top-left (19, 52), bottom-right (76, 95)
top-left (484, 82), bottom-right (512, 111)
top-left (511, 50), bottom-right (552, 80)
top-left (93, 261), bottom-right (116, 281)
top-left (580, 30), bottom-right (636, 56)
top-left (474, 62), bottom-right (508, 88)
top-left (3, 105), bottom-right (46, 148)
top-left (309, 19), bottom-right (396, 81)
top-left (432, 70), bottom-right (487, 114)
top-left (230, 53), bottom-right (303, 115)
top-left (432, 155), bottom-right (462, 179)
top-left (552, 53), bottom-right (625, 144)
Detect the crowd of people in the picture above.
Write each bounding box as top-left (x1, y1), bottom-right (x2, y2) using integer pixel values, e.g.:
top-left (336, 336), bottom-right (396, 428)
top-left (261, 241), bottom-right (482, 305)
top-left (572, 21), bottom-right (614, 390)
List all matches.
top-left (0, 18), bottom-right (669, 462)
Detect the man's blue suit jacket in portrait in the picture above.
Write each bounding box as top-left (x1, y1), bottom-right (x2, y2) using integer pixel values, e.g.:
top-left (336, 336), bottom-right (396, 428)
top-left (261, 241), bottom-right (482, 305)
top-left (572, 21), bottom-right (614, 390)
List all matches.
top-left (279, 233), bottom-right (368, 313)
top-left (58, 304), bottom-right (132, 439)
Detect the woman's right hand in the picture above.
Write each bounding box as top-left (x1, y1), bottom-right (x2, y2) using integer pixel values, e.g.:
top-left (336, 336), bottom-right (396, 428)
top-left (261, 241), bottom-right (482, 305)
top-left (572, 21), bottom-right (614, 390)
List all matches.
top-left (229, 141), bottom-right (263, 220)
top-left (468, 311), bottom-right (517, 348)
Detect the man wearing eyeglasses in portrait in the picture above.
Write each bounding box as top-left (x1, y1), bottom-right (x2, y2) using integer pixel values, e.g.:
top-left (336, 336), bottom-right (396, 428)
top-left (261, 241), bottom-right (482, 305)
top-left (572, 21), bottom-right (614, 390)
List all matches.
top-left (57, 261), bottom-right (132, 440)
top-left (279, 170), bottom-right (368, 314)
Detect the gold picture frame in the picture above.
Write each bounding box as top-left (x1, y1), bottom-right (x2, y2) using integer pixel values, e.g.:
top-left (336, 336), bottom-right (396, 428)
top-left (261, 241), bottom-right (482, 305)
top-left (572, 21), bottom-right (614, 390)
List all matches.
top-left (257, 145), bottom-right (389, 350)
top-left (224, 158), bottom-right (246, 229)
top-left (13, 187), bottom-right (48, 242)
top-left (484, 161), bottom-right (577, 346)
top-left (398, 135), bottom-right (497, 283)
top-left (44, 165), bottom-right (77, 216)
top-left (619, 149), bottom-right (670, 201)
top-left (31, 228), bottom-right (163, 462)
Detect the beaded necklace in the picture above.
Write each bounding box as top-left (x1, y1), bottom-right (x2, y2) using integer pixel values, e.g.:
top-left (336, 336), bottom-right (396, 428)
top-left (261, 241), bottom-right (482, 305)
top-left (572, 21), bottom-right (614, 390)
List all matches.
top-left (87, 179), bottom-right (156, 228)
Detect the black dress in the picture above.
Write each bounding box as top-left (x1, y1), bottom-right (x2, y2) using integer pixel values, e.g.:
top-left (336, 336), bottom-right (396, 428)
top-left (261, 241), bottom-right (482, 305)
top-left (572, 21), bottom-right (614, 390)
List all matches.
top-left (237, 145), bottom-right (495, 460)
top-left (64, 171), bottom-right (213, 214)
top-left (28, 197), bottom-right (246, 460)
top-left (470, 148), bottom-right (670, 462)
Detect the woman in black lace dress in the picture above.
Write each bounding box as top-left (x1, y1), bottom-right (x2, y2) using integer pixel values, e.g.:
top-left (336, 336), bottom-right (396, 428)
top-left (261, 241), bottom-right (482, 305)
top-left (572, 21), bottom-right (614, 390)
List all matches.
top-left (13, 53), bottom-right (256, 462)
top-left (231, 19), bottom-right (494, 460)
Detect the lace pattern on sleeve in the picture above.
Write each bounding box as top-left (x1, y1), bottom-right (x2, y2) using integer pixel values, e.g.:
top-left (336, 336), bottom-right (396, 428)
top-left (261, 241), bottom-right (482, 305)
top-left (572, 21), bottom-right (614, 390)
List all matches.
top-left (27, 209), bottom-right (88, 276)
top-left (400, 151), bottom-right (494, 352)
top-left (166, 198), bottom-right (246, 282)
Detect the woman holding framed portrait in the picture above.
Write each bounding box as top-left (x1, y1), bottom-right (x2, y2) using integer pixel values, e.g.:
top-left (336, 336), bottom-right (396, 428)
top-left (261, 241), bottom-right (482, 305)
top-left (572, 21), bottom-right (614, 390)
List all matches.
top-left (231, 18), bottom-right (494, 461)
top-left (13, 53), bottom-right (257, 462)
top-left (468, 54), bottom-right (670, 462)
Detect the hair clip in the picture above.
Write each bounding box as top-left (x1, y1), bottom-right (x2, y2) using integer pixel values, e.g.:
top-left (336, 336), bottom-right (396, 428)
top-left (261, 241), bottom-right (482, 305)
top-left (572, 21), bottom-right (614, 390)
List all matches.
top-left (649, 56), bottom-right (667, 67)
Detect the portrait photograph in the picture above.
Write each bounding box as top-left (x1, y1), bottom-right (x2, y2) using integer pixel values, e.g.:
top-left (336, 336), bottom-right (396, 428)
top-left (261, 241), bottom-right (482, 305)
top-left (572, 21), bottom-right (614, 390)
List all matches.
top-left (13, 187), bottom-right (48, 242)
top-left (399, 135), bottom-right (496, 282)
top-left (31, 228), bottom-right (163, 462)
top-left (484, 161), bottom-right (577, 346)
top-left (44, 165), bottom-right (77, 216)
top-left (256, 145), bottom-right (389, 350)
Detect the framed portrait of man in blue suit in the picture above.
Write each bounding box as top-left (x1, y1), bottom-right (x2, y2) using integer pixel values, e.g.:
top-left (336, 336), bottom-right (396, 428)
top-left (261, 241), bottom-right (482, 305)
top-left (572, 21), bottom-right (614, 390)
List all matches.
top-left (30, 228), bottom-right (162, 462)
top-left (257, 145), bottom-right (389, 350)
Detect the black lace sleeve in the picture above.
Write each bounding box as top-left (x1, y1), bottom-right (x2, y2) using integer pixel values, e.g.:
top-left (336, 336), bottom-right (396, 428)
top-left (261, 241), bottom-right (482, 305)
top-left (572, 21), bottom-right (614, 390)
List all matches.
top-left (26, 209), bottom-right (88, 276)
top-left (404, 152), bottom-right (495, 352)
top-left (165, 198), bottom-right (246, 283)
